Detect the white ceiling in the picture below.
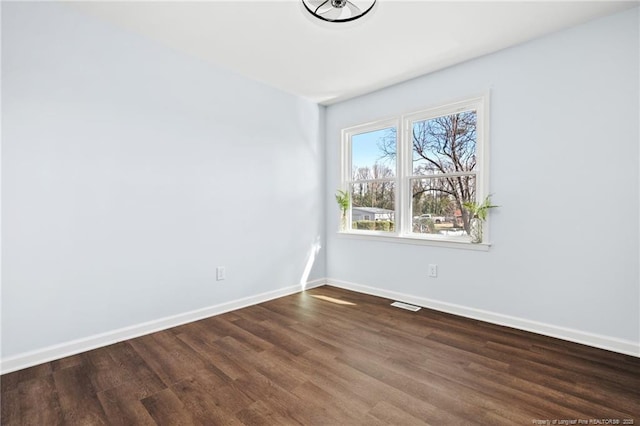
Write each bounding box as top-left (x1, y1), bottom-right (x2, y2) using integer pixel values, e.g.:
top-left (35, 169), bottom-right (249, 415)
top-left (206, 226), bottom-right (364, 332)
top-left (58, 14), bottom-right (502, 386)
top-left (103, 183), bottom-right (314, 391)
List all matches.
top-left (69, 0), bottom-right (638, 105)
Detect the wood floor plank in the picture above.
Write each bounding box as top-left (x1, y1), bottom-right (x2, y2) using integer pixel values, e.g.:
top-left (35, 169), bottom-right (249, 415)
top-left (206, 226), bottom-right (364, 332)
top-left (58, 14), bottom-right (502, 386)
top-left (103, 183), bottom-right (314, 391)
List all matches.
top-left (291, 380), bottom-right (366, 424)
top-left (256, 380), bottom-right (344, 425)
top-left (84, 346), bottom-right (134, 393)
top-left (168, 376), bottom-right (246, 426)
top-left (388, 355), bottom-right (583, 420)
top-left (1, 363), bottom-right (51, 394)
top-left (487, 339), bottom-right (640, 391)
top-left (199, 315), bottom-right (274, 353)
top-left (17, 375), bottom-right (64, 426)
top-left (464, 361), bottom-right (632, 419)
top-left (368, 400), bottom-right (430, 426)
top-left (0, 373), bottom-right (19, 394)
top-left (50, 353), bottom-right (85, 372)
top-left (336, 350), bottom-right (521, 425)
top-left (300, 348), bottom-right (475, 425)
top-left (128, 331), bottom-right (209, 387)
top-left (140, 387), bottom-right (198, 425)
top-left (178, 369), bottom-right (254, 414)
top-left (105, 342), bottom-right (167, 393)
top-left (233, 370), bottom-right (328, 424)
top-left (215, 336), bottom-right (308, 392)
top-left (175, 332), bottom-right (250, 381)
top-left (53, 364), bottom-right (109, 425)
top-left (168, 318), bottom-right (226, 342)
top-left (507, 356), bottom-right (640, 416)
top-left (231, 304), bottom-right (276, 324)
top-left (2, 285), bottom-right (639, 425)
top-left (96, 379), bottom-right (158, 426)
top-left (288, 318), bottom-right (391, 366)
top-left (247, 304), bottom-right (301, 327)
top-left (235, 399), bottom-right (302, 426)
top-left (0, 389), bottom-right (21, 425)
top-left (231, 318), bottom-right (311, 356)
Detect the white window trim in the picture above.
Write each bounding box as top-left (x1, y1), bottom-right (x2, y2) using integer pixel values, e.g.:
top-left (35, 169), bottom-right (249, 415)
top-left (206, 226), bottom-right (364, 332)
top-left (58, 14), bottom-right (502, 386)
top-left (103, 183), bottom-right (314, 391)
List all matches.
top-left (339, 93), bottom-right (491, 249)
top-left (337, 231), bottom-right (491, 251)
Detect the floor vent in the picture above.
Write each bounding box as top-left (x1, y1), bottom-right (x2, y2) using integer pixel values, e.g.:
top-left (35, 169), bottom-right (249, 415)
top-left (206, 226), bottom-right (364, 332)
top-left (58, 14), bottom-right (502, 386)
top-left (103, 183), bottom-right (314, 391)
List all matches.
top-left (391, 301), bottom-right (421, 312)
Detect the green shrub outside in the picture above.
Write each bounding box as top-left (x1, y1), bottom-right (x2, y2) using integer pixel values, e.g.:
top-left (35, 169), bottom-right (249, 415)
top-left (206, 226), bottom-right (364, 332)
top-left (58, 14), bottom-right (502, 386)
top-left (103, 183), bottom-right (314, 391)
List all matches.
top-left (352, 221), bottom-right (394, 231)
top-left (353, 220), bottom-right (375, 230)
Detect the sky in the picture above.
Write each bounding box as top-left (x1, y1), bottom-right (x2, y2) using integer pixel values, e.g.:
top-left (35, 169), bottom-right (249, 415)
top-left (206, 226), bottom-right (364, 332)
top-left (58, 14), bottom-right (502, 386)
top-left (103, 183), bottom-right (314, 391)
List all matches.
top-left (351, 127), bottom-right (395, 172)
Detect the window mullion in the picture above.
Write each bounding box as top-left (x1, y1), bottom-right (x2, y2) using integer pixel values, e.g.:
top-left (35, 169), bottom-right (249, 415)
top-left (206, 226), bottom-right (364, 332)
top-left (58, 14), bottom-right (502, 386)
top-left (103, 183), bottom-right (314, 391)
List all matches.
top-left (350, 178), bottom-right (396, 184)
top-left (408, 171), bottom-right (478, 179)
top-left (398, 117), bottom-right (411, 237)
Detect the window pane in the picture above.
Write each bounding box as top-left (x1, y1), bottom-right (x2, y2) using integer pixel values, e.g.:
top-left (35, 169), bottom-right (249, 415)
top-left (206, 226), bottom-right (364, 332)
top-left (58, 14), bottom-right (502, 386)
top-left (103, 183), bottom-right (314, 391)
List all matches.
top-left (412, 111), bottom-right (476, 176)
top-left (351, 181), bottom-right (395, 232)
top-left (352, 127), bottom-right (396, 179)
top-left (411, 176), bottom-right (476, 236)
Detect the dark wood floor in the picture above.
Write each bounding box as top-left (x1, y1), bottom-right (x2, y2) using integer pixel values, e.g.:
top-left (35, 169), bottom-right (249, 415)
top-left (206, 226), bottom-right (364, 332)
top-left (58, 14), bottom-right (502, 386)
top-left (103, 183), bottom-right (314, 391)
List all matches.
top-left (2, 286), bottom-right (639, 425)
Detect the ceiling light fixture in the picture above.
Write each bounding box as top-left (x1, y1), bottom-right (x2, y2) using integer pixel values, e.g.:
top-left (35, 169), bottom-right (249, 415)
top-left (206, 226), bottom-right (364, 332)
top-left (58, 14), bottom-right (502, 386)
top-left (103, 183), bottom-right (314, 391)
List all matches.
top-left (301, 0), bottom-right (376, 23)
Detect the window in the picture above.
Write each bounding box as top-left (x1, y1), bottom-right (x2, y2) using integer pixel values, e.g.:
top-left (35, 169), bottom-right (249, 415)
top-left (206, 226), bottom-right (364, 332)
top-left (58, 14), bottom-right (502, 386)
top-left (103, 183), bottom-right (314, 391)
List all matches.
top-left (340, 96), bottom-right (489, 247)
top-left (344, 122), bottom-right (398, 232)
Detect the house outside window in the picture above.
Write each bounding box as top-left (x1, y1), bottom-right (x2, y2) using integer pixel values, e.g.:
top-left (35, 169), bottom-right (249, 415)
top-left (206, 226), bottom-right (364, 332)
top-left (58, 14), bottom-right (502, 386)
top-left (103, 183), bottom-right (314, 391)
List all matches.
top-left (340, 95), bottom-right (490, 247)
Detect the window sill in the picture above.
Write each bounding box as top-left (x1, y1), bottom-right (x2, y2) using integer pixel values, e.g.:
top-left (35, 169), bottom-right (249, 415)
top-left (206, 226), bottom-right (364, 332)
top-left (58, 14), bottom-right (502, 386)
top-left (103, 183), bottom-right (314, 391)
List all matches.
top-left (336, 231), bottom-right (491, 251)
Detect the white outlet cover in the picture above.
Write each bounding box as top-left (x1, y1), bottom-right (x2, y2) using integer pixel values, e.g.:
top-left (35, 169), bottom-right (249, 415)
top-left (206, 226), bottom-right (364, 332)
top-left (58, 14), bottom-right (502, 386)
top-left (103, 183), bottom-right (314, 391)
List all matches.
top-left (216, 267), bottom-right (226, 280)
top-left (428, 264), bottom-right (437, 277)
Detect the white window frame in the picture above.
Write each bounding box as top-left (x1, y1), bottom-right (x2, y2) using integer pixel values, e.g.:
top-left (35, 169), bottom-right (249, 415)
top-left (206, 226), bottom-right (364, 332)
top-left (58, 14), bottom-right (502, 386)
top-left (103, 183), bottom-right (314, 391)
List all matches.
top-left (339, 94), bottom-right (491, 250)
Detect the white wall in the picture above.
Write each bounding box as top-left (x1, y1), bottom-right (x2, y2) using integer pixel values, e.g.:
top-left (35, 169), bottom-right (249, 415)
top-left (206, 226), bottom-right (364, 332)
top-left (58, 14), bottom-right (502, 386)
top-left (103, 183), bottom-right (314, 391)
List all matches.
top-left (1, 3), bottom-right (325, 360)
top-left (326, 8), bottom-right (639, 353)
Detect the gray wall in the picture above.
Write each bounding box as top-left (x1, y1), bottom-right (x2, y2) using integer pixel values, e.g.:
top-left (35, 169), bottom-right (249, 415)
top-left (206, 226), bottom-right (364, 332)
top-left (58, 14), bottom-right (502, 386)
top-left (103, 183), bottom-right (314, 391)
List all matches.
top-left (1, 3), bottom-right (325, 358)
top-left (326, 8), bottom-right (639, 347)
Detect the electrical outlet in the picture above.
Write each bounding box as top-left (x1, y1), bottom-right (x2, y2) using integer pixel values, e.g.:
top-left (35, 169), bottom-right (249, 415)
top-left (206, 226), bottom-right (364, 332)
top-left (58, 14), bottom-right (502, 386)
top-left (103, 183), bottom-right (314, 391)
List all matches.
top-left (428, 264), bottom-right (438, 278)
top-left (216, 266), bottom-right (226, 281)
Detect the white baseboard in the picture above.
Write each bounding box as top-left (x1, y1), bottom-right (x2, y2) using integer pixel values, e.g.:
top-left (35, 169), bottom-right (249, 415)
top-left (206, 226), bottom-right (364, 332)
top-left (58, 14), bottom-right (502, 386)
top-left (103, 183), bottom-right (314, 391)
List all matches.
top-left (0, 279), bottom-right (325, 374)
top-left (3, 276), bottom-right (637, 374)
top-left (326, 278), bottom-right (640, 358)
